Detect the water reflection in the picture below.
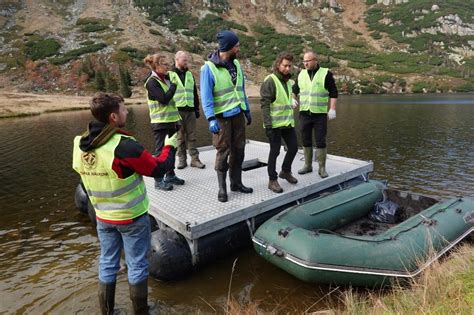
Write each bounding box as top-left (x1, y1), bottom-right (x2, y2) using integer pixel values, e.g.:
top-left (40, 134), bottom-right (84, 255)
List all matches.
top-left (0, 94), bottom-right (473, 313)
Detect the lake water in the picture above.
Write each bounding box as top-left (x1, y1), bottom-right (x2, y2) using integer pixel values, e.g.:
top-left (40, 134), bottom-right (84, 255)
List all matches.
top-left (0, 93), bottom-right (473, 313)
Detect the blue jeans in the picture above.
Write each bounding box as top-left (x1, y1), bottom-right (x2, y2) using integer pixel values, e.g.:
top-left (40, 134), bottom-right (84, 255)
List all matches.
top-left (96, 214), bottom-right (151, 285)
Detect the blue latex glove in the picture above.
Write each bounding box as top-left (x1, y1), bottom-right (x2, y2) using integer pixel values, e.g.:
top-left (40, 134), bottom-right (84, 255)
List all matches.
top-left (208, 120), bottom-right (220, 134)
top-left (244, 111), bottom-right (252, 125)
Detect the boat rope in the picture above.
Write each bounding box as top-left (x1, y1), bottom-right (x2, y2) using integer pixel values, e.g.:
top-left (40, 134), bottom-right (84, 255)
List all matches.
top-left (314, 198), bottom-right (463, 243)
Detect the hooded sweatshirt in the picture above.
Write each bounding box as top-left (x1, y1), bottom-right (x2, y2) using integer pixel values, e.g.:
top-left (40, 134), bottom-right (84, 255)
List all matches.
top-left (78, 121), bottom-right (175, 179)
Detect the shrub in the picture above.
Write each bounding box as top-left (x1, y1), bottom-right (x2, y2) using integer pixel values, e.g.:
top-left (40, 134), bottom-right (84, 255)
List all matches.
top-left (149, 29), bottom-right (161, 36)
top-left (371, 31), bottom-right (382, 40)
top-left (81, 24), bottom-right (108, 32)
top-left (25, 38), bottom-right (61, 60)
top-left (168, 13), bottom-right (198, 31)
top-left (76, 18), bottom-right (110, 33)
top-left (348, 61), bottom-right (371, 69)
top-left (411, 81), bottom-right (429, 93)
top-left (183, 14), bottom-right (247, 43)
top-left (347, 41), bottom-right (365, 48)
top-left (49, 43), bottom-right (107, 65)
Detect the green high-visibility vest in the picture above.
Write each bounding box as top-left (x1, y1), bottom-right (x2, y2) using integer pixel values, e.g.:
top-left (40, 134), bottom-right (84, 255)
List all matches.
top-left (72, 134), bottom-right (149, 222)
top-left (298, 68), bottom-right (329, 113)
top-left (202, 60), bottom-right (246, 115)
top-left (169, 70), bottom-right (195, 109)
top-left (144, 76), bottom-right (181, 123)
top-left (265, 74), bottom-right (294, 128)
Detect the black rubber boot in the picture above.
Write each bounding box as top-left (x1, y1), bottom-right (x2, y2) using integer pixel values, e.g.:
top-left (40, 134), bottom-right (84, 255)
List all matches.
top-left (98, 281), bottom-right (116, 315)
top-left (217, 171), bottom-right (228, 202)
top-left (129, 279), bottom-right (148, 315)
top-left (229, 167), bottom-right (253, 193)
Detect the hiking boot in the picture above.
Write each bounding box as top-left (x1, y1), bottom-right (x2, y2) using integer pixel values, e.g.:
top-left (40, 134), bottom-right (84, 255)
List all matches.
top-left (165, 174), bottom-right (185, 185)
top-left (316, 148), bottom-right (328, 178)
top-left (190, 158), bottom-right (205, 169)
top-left (155, 178), bottom-right (173, 191)
top-left (279, 171), bottom-right (298, 184)
top-left (177, 159), bottom-right (187, 169)
top-left (298, 147), bottom-right (313, 174)
top-left (268, 180), bottom-right (283, 193)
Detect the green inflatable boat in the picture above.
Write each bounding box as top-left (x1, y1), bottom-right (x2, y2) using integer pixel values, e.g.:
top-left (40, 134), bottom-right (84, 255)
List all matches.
top-left (252, 180), bottom-right (474, 287)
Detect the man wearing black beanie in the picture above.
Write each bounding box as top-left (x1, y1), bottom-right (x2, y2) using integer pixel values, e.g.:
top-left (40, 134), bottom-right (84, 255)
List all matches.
top-left (200, 30), bottom-right (253, 202)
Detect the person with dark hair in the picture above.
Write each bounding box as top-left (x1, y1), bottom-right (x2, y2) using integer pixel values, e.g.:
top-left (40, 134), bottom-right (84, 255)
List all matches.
top-left (143, 53), bottom-right (185, 190)
top-left (260, 52), bottom-right (298, 193)
top-left (200, 30), bottom-right (253, 202)
top-left (169, 50), bottom-right (205, 169)
top-left (293, 51), bottom-right (338, 178)
top-left (72, 92), bottom-right (177, 314)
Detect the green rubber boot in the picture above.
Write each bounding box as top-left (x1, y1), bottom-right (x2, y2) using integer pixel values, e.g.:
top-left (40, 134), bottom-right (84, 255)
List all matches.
top-left (298, 147), bottom-right (313, 174)
top-left (316, 148), bottom-right (328, 178)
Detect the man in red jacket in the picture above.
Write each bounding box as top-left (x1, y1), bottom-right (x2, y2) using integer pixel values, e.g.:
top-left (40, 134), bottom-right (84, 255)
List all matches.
top-left (73, 92), bottom-right (176, 314)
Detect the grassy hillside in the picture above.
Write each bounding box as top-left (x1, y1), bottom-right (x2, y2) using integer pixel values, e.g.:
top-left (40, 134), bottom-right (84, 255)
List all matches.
top-left (0, 0), bottom-right (472, 94)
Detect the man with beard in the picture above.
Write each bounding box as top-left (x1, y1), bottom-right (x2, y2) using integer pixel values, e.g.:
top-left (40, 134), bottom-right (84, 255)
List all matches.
top-left (72, 92), bottom-right (177, 314)
top-left (200, 30), bottom-right (253, 202)
top-left (169, 51), bottom-right (205, 169)
top-left (260, 52), bottom-right (299, 193)
top-left (293, 51), bottom-right (338, 178)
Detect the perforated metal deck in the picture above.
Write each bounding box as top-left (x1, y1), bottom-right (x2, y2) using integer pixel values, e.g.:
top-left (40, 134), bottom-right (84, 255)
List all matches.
top-left (145, 140), bottom-right (373, 240)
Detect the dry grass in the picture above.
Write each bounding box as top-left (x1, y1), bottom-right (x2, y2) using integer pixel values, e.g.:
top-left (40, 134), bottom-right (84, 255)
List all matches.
top-left (223, 243), bottom-right (474, 314)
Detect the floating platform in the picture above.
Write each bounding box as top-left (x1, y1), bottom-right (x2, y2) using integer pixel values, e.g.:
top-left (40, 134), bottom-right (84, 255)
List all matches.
top-left (144, 140), bottom-right (373, 241)
top-left (140, 140), bottom-right (374, 279)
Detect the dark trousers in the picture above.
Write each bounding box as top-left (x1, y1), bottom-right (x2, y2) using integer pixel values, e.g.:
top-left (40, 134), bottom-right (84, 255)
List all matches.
top-left (299, 113), bottom-right (327, 148)
top-left (266, 127), bottom-right (298, 180)
top-left (213, 112), bottom-right (246, 172)
top-left (177, 110), bottom-right (199, 160)
top-left (151, 125), bottom-right (177, 177)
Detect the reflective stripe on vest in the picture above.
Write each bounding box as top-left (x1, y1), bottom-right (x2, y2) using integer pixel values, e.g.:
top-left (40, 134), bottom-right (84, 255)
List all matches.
top-left (202, 60), bottom-right (246, 115)
top-left (144, 76), bottom-right (180, 123)
top-left (169, 70), bottom-right (195, 108)
top-left (72, 134), bottom-right (149, 222)
top-left (266, 74), bottom-right (294, 128)
top-left (298, 68), bottom-right (329, 114)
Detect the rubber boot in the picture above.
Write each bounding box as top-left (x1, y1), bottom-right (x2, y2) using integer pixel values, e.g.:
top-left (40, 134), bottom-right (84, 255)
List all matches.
top-left (298, 147), bottom-right (313, 174)
top-left (129, 279), bottom-right (148, 315)
top-left (217, 171), bottom-right (228, 202)
top-left (316, 148), bottom-right (328, 178)
top-left (229, 167), bottom-right (253, 193)
top-left (98, 281), bottom-right (115, 315)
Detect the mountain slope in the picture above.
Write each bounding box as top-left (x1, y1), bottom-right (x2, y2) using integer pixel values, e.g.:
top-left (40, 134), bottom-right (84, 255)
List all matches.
top-left (0, 0), bottom-right (472, 94)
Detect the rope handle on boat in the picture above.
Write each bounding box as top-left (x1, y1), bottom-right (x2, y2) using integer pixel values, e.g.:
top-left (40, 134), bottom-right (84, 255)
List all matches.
top-left (314, 198), bottom-right (463, 243)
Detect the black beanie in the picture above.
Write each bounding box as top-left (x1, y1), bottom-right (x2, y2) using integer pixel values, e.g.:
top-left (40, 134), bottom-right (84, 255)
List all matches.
top-left (217, 30), bottom-right (239, 52)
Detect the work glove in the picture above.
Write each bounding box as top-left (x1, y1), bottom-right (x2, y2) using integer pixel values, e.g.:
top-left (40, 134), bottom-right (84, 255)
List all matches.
top-left (195, 111), bottom-right (200, 119)
top-left (328, 109), bottom-right (336, 120)
top-left (292, 98), bottom-right (299, 109)
top-left (208, 119), bottom-right (220, 134)
top-left (244, 111), bottom-right (252, 125)
top-left (164, 133), bottom-right (178, 148)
